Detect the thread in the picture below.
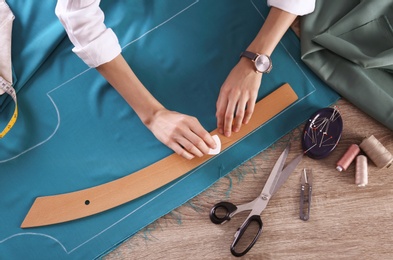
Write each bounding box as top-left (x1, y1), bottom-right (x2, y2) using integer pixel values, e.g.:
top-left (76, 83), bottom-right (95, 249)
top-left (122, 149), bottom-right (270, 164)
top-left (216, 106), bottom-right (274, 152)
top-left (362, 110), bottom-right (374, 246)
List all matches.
top-left (355, 155), bottom-right (368, 187)
top-left (359, 135), bottom-right (393, 169)
top-left (336, 144), bottom-right (361, 172)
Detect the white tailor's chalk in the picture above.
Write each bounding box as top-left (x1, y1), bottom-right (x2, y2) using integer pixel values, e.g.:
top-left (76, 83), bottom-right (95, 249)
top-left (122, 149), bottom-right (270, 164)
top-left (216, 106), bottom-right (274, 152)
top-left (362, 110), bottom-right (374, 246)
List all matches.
top-left (208, 135), bottom-right (221, 155)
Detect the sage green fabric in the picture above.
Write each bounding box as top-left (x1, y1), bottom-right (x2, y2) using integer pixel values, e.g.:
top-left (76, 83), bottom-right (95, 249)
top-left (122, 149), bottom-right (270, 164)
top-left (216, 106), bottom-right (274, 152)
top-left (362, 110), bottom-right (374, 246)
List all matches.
top-left (301, 0), bottom-right (393, 130)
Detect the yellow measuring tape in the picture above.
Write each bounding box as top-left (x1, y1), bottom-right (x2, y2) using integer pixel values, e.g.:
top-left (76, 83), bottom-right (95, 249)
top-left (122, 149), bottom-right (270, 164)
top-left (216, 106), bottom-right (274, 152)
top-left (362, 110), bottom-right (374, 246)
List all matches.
top-left (0, 76), bottom-right (18, 138)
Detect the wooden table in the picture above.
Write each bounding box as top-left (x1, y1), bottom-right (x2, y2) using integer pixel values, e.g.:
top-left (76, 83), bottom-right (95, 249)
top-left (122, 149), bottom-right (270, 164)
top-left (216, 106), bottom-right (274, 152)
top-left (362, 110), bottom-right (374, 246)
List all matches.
top-left (105, 98), bottom-right (393, 260)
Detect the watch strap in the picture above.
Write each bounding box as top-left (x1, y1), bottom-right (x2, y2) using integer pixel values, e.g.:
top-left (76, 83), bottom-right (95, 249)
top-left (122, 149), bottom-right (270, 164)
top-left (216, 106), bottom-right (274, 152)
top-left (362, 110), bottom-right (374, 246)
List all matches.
top-left (240, 50), bottom-right (258, 61)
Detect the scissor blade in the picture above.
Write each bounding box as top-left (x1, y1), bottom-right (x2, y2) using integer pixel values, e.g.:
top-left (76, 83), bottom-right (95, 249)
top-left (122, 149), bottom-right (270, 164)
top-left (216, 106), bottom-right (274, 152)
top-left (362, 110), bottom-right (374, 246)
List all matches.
top-left (259, 145), bottom-right (290, 198)
top-left (271, 153), bottom-right (303, 195)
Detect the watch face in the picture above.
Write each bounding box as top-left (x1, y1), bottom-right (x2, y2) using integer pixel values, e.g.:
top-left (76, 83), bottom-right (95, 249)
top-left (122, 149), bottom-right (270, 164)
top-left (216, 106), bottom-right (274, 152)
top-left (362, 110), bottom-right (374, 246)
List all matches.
top-left (255, 55), bottom-right (271, 73)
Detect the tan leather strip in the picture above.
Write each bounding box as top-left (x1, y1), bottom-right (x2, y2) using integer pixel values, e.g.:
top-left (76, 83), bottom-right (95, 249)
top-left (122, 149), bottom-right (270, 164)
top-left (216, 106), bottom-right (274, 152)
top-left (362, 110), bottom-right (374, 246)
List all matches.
top-left (21, 83), bottom-right (298, 228)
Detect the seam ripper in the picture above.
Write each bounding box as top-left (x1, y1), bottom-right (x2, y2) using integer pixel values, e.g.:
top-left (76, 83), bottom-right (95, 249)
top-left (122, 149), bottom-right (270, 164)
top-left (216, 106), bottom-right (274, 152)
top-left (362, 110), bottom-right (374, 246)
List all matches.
top-left (300, 168), bottom-right (312, 221)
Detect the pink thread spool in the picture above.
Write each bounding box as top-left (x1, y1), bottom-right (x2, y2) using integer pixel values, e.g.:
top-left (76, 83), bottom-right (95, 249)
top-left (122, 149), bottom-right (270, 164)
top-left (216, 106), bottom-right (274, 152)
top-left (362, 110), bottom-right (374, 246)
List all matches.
top-left (336, 144), bottom-right (361, 172)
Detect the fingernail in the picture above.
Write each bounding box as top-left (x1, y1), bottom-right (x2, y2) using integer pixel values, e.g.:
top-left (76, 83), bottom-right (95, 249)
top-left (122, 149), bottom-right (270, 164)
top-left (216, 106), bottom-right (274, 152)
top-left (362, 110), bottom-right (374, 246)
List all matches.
top-left (186, 154), bottom-right (194, 160)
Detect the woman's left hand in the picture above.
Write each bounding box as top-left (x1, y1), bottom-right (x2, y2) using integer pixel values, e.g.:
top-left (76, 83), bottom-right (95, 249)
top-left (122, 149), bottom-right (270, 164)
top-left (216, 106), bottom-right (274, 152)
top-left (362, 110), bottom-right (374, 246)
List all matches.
top-left (216, 58), bottom-right (262, 137)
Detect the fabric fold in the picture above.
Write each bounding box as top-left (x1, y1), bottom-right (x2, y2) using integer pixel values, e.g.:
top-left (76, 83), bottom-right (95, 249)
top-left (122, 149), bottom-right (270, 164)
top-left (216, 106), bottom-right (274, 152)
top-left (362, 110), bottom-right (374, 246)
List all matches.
top-left (0, 1), bottom-right (66, 109)
top-left (301, 0), bottom-right (393, 130)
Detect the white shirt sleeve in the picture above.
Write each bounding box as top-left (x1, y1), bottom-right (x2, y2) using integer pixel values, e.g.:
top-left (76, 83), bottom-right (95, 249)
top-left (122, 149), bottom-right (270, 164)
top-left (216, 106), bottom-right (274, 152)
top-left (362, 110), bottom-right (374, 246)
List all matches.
top-left (55, 0), bottom-right (121, 68)
top-left (267, 0), bottom-right (316, 16)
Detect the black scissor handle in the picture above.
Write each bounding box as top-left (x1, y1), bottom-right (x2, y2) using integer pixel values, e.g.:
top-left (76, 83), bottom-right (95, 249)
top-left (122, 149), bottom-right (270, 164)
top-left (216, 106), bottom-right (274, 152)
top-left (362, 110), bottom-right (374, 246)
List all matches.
top-left (231, 215), bottom-right (263, 257)
top-left (209, 201), bottom-right (238, 224)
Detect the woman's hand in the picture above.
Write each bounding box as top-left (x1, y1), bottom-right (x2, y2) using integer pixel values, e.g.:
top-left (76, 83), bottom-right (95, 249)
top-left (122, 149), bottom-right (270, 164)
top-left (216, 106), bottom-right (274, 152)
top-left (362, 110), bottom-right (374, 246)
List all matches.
top-left (146, 108), bottom-right (217, 160)
top-left (97, 55), bottom-right (216, 160)
top-left (216, 7), bottom-right (299, 137)
top-left (216, 58), bottom-right (262, 137)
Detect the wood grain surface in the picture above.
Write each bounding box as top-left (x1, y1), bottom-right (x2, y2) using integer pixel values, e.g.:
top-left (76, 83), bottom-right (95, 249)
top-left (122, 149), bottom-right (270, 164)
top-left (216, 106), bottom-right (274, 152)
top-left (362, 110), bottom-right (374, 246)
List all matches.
top-left (104, 98), bottom-right (393, 260)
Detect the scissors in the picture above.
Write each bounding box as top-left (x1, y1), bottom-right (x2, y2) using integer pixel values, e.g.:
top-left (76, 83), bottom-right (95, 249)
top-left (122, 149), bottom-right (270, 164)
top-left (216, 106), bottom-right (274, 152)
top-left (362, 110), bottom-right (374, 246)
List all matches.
top-left (209, 144), bottom-right (302, 257)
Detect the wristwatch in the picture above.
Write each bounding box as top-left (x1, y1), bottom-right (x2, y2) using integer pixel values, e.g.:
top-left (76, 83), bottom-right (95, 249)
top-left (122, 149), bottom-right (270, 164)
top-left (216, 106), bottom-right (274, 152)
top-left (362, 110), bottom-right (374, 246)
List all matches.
top-left (240, 51), bottom-right (272, 73)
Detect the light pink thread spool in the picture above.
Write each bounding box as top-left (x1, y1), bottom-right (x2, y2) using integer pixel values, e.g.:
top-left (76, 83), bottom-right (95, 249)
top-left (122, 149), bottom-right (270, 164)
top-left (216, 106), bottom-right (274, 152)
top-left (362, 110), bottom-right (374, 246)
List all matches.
top-left (336, 144), bottom-right (361, 172)
top-left (355, 155), bottom-right (368, 187)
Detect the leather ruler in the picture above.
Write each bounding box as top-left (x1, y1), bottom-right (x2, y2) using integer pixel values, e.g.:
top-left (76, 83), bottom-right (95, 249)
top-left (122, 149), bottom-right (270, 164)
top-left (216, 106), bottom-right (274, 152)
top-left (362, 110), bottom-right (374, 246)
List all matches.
top-left (21, 83), bottom-right (298, 228)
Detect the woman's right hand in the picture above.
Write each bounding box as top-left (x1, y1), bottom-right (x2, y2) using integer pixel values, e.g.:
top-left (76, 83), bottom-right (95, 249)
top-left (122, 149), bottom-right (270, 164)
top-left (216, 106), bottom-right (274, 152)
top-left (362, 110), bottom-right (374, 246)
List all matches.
top-left (96, 55), bottom-right (216, 160)
top-left (145, 108), bottom-right (217, 160)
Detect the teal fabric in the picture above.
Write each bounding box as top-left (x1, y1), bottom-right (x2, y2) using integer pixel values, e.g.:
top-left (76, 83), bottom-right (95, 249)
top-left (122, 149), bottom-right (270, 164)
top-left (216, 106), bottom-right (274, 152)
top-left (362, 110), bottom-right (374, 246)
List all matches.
top-left (300, 0), bottom-right (393, 130)
top-left (0, 1), bottom-right (339, 259)
top-left (0, 1), bottom-right (64, 109)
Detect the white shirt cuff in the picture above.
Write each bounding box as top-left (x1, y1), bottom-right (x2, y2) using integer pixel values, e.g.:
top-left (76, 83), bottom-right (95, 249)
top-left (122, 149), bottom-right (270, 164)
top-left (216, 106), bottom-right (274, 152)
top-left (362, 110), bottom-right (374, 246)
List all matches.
top-left (267, 0), bottom-right (315, 16)
top-left (72, 28), bottom-right (122, 68)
